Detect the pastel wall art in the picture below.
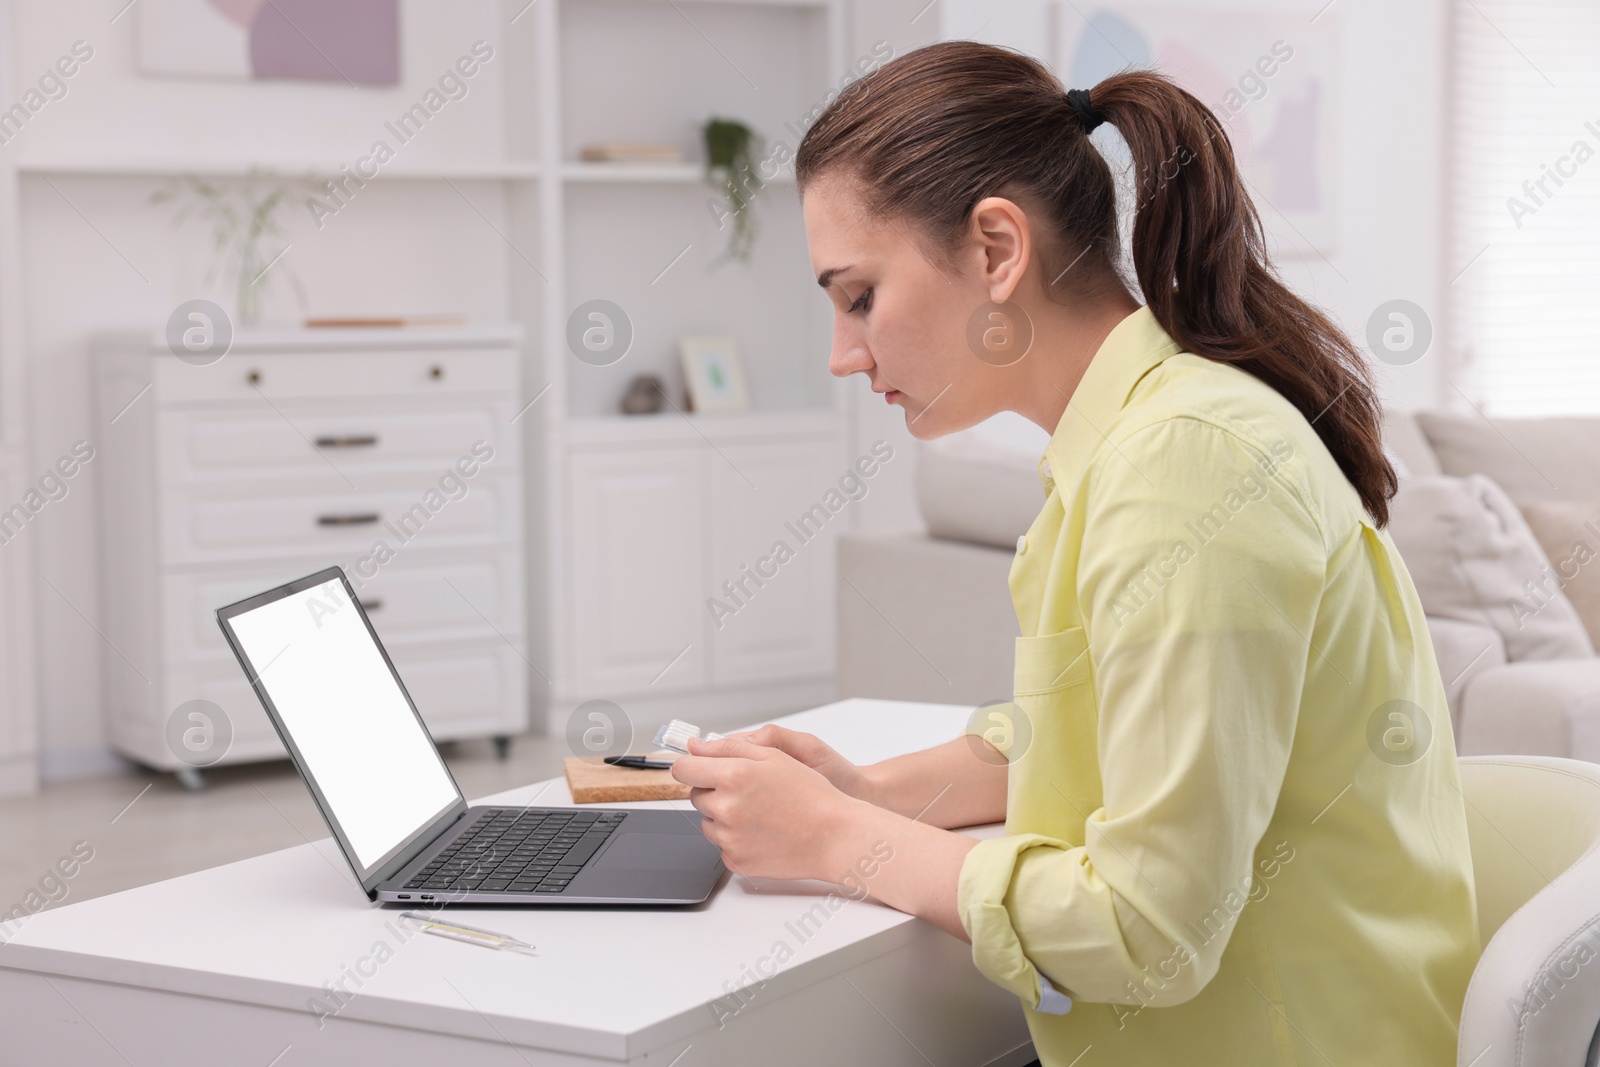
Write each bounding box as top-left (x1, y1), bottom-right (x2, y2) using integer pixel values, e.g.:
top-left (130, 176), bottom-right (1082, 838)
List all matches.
top-left (137, 0), bottom-right (400, 85)
top-left (1061, 7), bottom-right (1338, 257)
top-left (940, 2), bottom-right (1339, 258)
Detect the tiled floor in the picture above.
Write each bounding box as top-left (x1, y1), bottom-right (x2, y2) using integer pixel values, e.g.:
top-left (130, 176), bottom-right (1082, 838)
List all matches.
top-left (0, 734), bottom-right (570, 917)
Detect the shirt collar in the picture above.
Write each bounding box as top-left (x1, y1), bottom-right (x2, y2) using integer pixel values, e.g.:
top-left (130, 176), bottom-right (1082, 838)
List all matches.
top-left (1039, 304), bottom-right (1183, 494)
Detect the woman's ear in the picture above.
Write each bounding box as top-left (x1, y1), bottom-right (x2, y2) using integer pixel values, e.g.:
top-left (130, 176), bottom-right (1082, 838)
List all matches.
top-left (970, 196), bottom-right (1032, 304)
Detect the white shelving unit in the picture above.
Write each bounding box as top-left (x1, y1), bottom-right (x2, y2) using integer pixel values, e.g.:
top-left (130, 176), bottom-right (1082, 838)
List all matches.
top-left (0, 0), bottom-right (858, 783)
top-left (525, 0), bottom-right (854, 736)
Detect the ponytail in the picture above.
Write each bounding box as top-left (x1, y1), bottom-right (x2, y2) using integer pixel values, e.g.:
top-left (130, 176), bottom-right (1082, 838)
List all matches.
top-left (796, 43), bottom-right (1397, 526)
top-left (1087, 71), bottom-right (1396, 524)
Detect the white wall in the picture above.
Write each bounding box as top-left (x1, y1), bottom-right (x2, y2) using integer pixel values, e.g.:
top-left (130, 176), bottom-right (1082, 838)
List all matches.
top-left (7, 0), bottom-right (514, 777)
top-left (9, 1), bottom-right (508, 165)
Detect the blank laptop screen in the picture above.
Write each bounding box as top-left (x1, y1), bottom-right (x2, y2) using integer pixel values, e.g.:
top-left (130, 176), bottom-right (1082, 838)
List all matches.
top-left (226, 576), bottom-right (460, 871)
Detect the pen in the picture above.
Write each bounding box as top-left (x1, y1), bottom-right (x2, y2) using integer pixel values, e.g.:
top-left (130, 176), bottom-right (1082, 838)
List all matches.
top-left (399, 911), bottom-right (537, 955)
top-left (604, 755), bottom-right (677, 770)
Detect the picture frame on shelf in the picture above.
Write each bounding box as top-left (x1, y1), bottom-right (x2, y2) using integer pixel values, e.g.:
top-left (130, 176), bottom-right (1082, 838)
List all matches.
top-left (679, 336), bottom-right (751, 414)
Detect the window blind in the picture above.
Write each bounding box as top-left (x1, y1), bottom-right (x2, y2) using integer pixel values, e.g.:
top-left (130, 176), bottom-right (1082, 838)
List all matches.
top-left (1449, 0), bottom-right (1600, 415)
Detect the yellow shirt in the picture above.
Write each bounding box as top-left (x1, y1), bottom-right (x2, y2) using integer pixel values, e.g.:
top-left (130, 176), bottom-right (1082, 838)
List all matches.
top-left (957, 305), bottom-right (1479, 1065)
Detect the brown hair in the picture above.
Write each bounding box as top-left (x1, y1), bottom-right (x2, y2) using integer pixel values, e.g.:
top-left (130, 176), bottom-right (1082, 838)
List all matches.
top-left (795, 41), bottom-right (1398, 526)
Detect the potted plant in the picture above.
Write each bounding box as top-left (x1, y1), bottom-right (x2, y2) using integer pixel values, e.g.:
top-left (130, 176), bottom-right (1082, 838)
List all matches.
top-left (702, 117), bottom-right (764, 266)
top-left (150, 167), bottom-right (312, 327)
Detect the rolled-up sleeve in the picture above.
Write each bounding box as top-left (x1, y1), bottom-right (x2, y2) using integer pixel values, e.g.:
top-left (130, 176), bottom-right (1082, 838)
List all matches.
top-left (957, 416), bottom-right (1327, 1009)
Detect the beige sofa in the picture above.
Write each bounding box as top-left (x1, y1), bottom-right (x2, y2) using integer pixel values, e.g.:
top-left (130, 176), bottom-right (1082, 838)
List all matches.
top-left (838, 410), bottom-right (1600, 761)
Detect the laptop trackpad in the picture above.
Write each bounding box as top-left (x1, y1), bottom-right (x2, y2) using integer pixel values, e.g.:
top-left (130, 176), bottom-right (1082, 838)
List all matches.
top-left (596, 832), bottom-right (717, 871)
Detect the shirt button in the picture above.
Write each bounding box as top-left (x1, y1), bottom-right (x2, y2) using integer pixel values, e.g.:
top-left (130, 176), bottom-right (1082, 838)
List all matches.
top-left (1016, 535), bottom-right (1028, 554)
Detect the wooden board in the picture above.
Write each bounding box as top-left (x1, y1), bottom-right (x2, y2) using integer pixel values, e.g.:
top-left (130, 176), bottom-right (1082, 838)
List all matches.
top-left (563, 757), bottom-right (691, 804)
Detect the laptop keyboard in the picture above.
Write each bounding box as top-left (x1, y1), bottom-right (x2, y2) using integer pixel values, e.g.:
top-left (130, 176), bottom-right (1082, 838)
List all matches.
top-left (404, 808), bottom-right (628, 895)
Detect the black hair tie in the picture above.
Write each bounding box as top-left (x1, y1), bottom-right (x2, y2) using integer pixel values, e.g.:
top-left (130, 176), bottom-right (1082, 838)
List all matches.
top-left (1066, 88), bottom-right (1106, 134)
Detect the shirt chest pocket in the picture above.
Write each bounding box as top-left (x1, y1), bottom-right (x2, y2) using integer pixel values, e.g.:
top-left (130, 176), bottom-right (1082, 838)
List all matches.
top-left (1009, 626), bottom-right (1100, 825)
top-left (1014, 625), bottom-right (1092, 699)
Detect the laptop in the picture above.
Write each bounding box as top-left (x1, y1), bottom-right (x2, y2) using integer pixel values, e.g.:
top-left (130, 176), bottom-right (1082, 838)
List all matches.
top-left (216, 566), bottom-right (725, 905)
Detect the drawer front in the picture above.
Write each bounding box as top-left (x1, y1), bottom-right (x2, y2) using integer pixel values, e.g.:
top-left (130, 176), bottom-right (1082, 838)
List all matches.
top-left (393, 642), bottom-right (529, 733)
top-left (161, 476), bottom-right (520, 564)
top-left (169, 640), bottom-right (528, 762)
top-left (157, 404), bottom-right (512, 485)
top-left (166, 662), bottom-right (285, 754)
top-left (153, 348), bottom-right (517, 405)
top-left (164, 550), bottom-right (525, 664)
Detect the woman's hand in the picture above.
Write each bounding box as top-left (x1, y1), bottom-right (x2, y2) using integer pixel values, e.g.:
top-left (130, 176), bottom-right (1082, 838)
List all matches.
top-left (670, 735), bottom-right (863, 882)
top-left (721, 724), bottom-right (877, 804)
top-left (671, 732), bottom-right (981, 940)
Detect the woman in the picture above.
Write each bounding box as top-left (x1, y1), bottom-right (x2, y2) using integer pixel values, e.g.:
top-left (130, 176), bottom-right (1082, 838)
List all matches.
top-left (671, 42), bottom-right (1479, 1065)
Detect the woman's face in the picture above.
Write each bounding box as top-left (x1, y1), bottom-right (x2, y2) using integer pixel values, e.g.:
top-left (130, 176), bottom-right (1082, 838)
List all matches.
top-left (802, 174), bottom-right (1011, 439)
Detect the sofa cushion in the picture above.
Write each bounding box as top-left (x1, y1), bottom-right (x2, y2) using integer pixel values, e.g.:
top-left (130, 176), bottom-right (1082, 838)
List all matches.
top-left (1382, 409), bottom-right (1442, 478)
top-left (1457, 660), bottom-right (1600, 762)
top-left (1427, 616), bottom-right (1506, 734)
top-left (1519, 499), bottom-right (1600, 650)
top-left (1415, 412), bottom-right (1600, 504)
top-left (1386, 474), bottom-right (1594, 662)
top-left (915, 412), bottom-right (1048, 550)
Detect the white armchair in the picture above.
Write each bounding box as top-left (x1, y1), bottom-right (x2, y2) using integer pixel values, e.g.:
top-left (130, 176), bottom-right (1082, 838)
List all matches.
top-left (1457, 755), bottom-right (1600, 1066)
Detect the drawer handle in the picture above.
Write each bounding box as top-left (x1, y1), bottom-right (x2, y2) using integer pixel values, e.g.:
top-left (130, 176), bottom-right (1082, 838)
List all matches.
top-left (429, 364), bottom-right (445, 381)
top-left (247, 369), bottom-right (262, 386)
top-left (357, 598), bottom-right (383, 613)
top-left (314, 434), bottom-right (379, 449)
top-left (316, 513), bottom-right (380, 527)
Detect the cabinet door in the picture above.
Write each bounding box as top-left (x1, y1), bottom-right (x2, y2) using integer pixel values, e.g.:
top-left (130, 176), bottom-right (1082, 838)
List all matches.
top-left (708, 438), bottom-right (839, 685)
top-left (568, 447), bottom-right (707, 695)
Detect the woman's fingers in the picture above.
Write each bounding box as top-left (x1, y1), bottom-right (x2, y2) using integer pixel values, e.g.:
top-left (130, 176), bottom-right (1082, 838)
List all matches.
top-left (746, 725), bottom-right (836, 766)
top-left (671, 741), bottom-right (773, 789)
top-left (670, 734), bottom-right (857, 884)
top-left (754, 724), bottom-right (816, 755)
top-left (670, 754), bottom-right (726, 789)
top-left (685, 735), bottom-right (775, 761)
top-left (687, 784), bottom-right (718, 821)
top-left (684, 724), bottom-right (832, 766)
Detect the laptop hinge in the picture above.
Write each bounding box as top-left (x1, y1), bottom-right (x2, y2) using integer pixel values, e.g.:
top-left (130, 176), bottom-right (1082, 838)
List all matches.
top-left (368, 804), bottom-right (472, 892)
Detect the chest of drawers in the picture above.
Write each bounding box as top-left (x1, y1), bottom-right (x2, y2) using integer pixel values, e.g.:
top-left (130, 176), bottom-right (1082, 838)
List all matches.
top-left (92, 328), bottom-right (528, 783)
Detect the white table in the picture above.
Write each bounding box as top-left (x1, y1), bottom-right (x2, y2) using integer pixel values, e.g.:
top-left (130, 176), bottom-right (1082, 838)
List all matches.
top-left (0, 699), bottom-right (1034, 1066)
